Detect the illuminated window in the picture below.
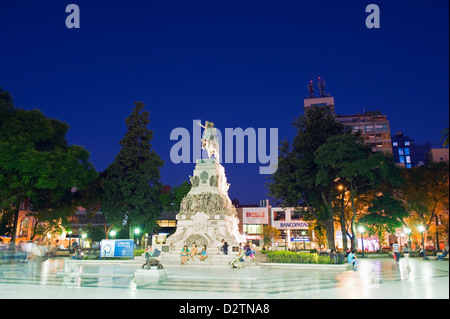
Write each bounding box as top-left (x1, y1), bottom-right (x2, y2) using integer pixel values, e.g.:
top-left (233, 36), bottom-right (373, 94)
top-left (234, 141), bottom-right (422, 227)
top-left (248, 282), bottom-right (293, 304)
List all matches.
top-left (399, 156), bottom-right (405, 163)
top-left (405, 141), bottom-right (410, 146)
top-left (375, 123), bottom-right (388, 131)
top-left (273, 210), bottom-right (286, 221)
top-left (398, 148), bottom-right (404, 155)
top-left (406, 156), bottom-right (411, 163)
top-left (157, 220), bottom-right (176, 227)
top-left (393, 142), bottom-right (398, 146)
top-left (404, 148), bottom-right (410, 155)
top-left (406, 164), bottom-right (412, 168)
top-left (243, 224), bottom-right (262, 234)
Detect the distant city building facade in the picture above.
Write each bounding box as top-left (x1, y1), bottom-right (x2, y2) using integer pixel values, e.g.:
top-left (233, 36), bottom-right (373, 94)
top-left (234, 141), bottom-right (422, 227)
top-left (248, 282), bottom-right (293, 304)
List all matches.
top-left (391, 131), bottom-right (431, 168)
top-left (335, 111), bottom-right (393, 153)
top-left (427, 148), bottom-right (449, 163)
top-left (303, 78), bottom-right (392, 154)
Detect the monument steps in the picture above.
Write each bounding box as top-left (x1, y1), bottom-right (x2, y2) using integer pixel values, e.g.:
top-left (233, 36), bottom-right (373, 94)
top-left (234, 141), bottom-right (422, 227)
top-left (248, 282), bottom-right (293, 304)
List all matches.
top-left (135, 273), bottom-right (337, 293)
top-left (160, 252), bottom-right (241, 267)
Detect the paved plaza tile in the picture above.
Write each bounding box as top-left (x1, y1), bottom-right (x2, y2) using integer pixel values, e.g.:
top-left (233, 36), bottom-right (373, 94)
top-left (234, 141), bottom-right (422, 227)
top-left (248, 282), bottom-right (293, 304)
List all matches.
top-left (0, 257), bottom-right (448, 299)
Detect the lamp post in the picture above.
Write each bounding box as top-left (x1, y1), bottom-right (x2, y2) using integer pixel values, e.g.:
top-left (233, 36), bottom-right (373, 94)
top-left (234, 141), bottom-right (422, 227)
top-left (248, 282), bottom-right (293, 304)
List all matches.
top-left (134, 227), bottom-right (141, 249)
top-left (110, 230), bottom-right (117, 238)
top-left (358, 226), bottom-right (365, 258)
top-left (418, 225), bottom-right (427, 260)
top-left (404, 228), bottom-right (411, 251)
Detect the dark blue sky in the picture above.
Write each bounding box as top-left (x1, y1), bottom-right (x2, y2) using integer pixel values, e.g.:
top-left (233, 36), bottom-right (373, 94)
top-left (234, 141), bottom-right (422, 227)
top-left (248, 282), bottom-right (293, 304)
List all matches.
top-left (1, 0), bottom-right (448, 204)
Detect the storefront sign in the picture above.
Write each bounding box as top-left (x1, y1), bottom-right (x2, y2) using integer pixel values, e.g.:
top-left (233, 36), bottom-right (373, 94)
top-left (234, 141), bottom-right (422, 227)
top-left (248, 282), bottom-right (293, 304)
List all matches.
top-left (243, 207), bottom-right (269, 224)
top-left (272, 221), bottom-right (309, 229)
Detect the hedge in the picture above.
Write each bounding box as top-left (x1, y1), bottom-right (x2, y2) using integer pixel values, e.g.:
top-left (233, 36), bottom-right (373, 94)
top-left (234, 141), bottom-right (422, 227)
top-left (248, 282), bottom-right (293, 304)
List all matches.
top-left (266, 251), bottom-right (337, 264)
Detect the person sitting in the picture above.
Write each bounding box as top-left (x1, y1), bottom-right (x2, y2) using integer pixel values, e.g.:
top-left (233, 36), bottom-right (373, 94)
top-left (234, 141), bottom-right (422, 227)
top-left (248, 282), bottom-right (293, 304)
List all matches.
top-left (243, 242), bottom-right (252, 259)
top-left (144, 245), bottom-right (153, 261)
top-left (181, 245), bottom-right (189, 265)
top-left (347, 249), bottom-right (358, 267)
top-left (187, 242), bottom-right (198, 261)
top-left (437, 249), bottom-right (448, 261)
top-left (198, 245), bottom-right (208, 261)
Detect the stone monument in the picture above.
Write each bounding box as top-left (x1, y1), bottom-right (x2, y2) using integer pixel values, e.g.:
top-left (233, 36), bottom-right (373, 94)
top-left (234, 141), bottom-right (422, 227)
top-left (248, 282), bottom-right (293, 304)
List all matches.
top-left (165, 121), bottom-right (244, 253)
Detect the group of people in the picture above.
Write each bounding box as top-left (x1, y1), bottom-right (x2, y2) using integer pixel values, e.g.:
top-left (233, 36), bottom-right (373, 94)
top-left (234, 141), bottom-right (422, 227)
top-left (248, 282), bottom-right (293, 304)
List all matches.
top-left (179, 240), bottom-right (257, 266)
top-left (181, 242), bottom-right (208, 265)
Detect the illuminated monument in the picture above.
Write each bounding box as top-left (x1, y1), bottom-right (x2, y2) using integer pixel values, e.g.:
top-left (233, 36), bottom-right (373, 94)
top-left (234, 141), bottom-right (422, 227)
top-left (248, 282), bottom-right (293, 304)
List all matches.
top-left (165, 121), bottom-right (244, 253)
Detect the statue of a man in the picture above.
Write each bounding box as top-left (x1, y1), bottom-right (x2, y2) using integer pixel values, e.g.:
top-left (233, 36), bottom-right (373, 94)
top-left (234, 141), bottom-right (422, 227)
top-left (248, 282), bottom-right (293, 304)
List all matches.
top-left (198, 120), bottom-right (220, 161)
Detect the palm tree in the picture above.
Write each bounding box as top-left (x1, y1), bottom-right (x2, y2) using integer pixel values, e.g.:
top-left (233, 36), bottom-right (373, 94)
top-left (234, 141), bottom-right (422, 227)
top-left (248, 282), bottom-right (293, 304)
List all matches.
top-left (441, 124), bottom-right (449, 148)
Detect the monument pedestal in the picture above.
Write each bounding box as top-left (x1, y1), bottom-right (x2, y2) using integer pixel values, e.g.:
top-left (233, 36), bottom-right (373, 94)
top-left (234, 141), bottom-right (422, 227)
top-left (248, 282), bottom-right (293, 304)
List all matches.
top-left (165, 159), bottom-right (244, 253)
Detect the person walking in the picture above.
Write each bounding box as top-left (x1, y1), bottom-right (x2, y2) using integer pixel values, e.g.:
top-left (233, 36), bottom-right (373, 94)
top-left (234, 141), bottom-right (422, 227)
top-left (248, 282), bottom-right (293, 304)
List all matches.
top-left (392, 240), bottom-right (401, 262)
top-left (223, 240), bottom-right (228, 255)
top-left (27, 239), bottom-right (44, 278)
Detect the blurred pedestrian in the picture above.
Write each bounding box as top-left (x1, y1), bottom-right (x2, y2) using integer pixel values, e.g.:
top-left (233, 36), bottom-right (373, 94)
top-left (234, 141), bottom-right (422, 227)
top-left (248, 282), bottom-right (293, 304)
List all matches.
top-left (392, 240), bottom-right (400, 262)
top-left (27, 239), bottom-right (44, 278)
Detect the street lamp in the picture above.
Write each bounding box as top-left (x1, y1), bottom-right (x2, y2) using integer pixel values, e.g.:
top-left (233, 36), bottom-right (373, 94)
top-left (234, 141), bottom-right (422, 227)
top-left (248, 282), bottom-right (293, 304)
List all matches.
top-left (134, 228), bottom-right (141, 249)
top-left (418, 225), bottom-right (427, 260)
top-left (110, 230), bottom-right (117, 238)
top-left (404, 227), bottom-right (411, 251)
top-left (358, 226), bottom-right (366, 258)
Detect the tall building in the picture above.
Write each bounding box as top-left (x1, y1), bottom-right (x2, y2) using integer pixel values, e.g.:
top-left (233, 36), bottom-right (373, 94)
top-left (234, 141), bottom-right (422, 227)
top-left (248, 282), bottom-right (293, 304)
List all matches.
top-left (391, 131), bottom-right (430, 168)
top-left (303, 79), bottom-right (392, 153)
top-left (303, 78), bottom-right (336, 116)
top-left (335, 111), bottom-right (393, 153)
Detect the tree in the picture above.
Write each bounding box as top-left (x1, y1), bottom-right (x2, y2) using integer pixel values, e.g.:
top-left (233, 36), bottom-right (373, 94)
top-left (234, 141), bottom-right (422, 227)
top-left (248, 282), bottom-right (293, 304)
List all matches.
top-left (102, 102), bottom-right (164, 240)
top-left (0, 87), bottom-right (97, 245)
top-left (359, 193), bottom-right (409, 252)
top-left (159, 181), bottom-right (191, 212)
top-left (440, 123), bottom-right (449, 147)
top-left (399, 162), bottom-right (449, 250)
top-left (261, 225), bottom-right (280, 246)
top-left (315, 132), bottom-right (401, 249)
top-left (268, 106), bottom-right (345, 249)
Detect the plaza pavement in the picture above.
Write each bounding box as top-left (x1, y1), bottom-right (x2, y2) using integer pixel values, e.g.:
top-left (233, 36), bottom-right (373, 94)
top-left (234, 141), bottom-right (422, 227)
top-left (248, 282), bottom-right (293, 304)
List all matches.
top-left (0, 256), bottom-right (448, 299)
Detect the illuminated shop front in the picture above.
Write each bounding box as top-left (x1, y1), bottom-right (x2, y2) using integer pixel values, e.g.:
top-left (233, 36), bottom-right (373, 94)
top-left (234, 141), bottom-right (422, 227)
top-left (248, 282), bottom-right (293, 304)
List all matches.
top-left (271, 207), bottom-right (313, 250)
top-left (241, 207), bottom-right (269, 245)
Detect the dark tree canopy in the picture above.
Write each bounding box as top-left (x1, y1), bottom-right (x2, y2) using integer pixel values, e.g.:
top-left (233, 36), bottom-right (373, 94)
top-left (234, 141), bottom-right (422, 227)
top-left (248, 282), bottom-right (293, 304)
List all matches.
top-left (102, 102), bottom-right (164, 238)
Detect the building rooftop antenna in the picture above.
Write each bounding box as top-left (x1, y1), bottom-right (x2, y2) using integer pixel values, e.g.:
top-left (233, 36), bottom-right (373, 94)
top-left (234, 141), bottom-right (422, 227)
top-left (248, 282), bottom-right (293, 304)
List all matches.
top-left (317, 77), bottom-right (326, 97)
top-left (307, 80), bottom-right (314, 98)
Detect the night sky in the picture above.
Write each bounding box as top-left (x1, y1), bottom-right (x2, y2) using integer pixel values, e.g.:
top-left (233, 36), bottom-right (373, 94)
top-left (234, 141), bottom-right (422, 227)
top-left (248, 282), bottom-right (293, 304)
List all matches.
top-left (1, 0), bottom-right (448, 204)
